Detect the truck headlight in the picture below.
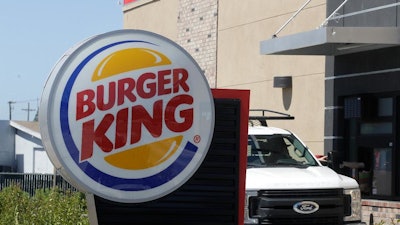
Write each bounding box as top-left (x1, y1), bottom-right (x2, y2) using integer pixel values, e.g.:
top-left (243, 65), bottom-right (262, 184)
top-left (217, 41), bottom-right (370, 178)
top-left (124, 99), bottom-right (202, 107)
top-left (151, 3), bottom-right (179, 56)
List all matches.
top-left (344, 188), bottom-right (362, 222)
top-left (244, 191), bottom-right (258, 224)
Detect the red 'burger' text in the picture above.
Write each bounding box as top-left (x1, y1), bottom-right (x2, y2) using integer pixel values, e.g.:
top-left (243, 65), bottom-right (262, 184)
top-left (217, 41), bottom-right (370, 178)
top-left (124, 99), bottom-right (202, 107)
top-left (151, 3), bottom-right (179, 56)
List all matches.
top-left (75, 68), bottom-right (194, 161)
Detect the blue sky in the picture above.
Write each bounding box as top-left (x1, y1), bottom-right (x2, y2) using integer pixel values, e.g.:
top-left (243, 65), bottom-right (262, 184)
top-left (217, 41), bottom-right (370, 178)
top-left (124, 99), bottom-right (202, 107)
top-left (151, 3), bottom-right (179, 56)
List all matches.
top-left (0, 1), bottom-right (123, 121)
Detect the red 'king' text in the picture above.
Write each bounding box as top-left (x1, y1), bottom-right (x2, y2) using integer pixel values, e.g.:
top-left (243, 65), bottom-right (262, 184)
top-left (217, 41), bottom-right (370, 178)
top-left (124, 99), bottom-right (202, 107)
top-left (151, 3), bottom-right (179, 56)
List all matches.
top-left (75, 68), bottom-right (194, 161)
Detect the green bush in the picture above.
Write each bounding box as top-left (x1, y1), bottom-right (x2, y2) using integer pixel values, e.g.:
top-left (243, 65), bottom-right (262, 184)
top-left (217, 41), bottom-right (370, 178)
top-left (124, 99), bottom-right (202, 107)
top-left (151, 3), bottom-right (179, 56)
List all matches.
top-left (0, 185), bottom-right (88, 225)
top-left (375, 219), bottom-right (400, 225)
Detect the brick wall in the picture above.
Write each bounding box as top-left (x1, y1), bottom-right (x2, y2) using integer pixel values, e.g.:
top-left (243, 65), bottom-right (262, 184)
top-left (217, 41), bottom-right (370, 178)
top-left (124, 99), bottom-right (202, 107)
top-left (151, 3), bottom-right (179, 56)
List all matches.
top-left (362, 199), bottom-right (400, 224)
top-left (177, 0), bottom-right (218, 88)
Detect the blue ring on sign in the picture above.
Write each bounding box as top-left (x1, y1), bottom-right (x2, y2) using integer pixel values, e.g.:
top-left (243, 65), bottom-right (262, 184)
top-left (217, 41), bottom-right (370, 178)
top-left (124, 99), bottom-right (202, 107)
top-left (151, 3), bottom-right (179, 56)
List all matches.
top-left (60, 40), bottom-right (198, 191)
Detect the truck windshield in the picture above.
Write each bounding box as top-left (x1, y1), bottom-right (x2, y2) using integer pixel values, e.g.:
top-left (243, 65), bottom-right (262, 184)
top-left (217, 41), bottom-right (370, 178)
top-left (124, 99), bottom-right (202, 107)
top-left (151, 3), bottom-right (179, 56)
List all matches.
top-left (247, 134), bottom-right (318, 168)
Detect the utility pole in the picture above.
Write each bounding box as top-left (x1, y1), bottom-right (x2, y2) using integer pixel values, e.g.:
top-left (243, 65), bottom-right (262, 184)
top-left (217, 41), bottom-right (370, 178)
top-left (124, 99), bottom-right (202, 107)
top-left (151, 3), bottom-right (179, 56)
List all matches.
top-left (21, 102), bottom-right (36, 121)
top-left (8, 101), bottom-right (15, 120)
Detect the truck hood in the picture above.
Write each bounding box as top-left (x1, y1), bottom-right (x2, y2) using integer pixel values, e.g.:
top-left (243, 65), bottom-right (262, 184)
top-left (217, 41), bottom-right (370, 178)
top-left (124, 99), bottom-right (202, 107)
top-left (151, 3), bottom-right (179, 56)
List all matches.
top-left (246, 166), bottom-right (359, 191)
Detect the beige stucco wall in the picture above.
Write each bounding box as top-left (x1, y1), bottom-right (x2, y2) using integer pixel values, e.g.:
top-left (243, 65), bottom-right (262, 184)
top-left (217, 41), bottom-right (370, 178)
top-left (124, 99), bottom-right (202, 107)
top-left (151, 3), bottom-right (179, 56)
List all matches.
top-left (217, 0), bottom-right (326, 154)
top-left (123, 0), bottom-right (179, 41)
top-left (122, 0), bottom-right (327, 155)
top-left (124, 0), bottom-right (218, 87)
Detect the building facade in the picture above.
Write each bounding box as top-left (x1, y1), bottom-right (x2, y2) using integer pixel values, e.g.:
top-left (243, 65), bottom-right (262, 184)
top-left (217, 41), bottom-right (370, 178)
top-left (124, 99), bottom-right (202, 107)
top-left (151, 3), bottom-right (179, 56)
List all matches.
top-left (259, 1), bottom-right (400, 223)
top-left (123, 0), bottom-right (326, 154)
top-left (123, 0), bottom-right (400, 223)
top-left (327, 1), bottom-right (400, 223)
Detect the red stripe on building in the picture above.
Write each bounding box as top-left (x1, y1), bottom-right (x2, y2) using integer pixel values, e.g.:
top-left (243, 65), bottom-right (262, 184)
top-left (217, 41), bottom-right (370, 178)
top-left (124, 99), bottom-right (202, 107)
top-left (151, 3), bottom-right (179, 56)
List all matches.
top-left (124, 0), bottom-right (137, 5)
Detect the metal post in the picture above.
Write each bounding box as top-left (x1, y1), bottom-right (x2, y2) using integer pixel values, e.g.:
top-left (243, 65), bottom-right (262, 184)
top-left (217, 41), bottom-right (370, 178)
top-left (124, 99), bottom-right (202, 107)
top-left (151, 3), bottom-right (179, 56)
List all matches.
top-left (319, 0), bottom-right (349, 28)
top-left (8, 101), bottom-right (15, 120)
top-left (22, 102), bottom-right (35, 121)
top-left (272, 0), bottom-right (312, 38)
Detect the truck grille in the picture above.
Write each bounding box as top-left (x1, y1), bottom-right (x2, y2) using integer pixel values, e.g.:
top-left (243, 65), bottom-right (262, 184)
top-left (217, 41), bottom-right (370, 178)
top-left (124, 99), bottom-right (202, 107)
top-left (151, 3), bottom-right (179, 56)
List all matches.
top-left (249, 189), bottom-right (348, 225)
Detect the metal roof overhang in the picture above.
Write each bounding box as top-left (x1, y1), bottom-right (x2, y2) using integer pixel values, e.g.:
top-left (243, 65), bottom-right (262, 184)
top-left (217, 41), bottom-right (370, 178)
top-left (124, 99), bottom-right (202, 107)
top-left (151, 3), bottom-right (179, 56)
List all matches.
top-left (260, 27), bottom-right (400, 56)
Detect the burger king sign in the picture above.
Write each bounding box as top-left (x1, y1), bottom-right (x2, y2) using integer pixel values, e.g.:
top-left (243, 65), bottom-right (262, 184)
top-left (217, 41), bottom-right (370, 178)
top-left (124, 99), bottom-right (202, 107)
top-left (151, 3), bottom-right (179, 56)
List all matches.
top-left (40, 30), bottom-right (215, 203)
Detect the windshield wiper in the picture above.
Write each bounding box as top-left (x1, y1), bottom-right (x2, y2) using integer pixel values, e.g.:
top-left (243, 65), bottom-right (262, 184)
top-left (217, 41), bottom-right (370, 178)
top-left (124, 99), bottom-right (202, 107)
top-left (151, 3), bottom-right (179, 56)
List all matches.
top-left (274, 160), bottom-right (310, 168)
top-left (247, 163), bottom-right (265, 168)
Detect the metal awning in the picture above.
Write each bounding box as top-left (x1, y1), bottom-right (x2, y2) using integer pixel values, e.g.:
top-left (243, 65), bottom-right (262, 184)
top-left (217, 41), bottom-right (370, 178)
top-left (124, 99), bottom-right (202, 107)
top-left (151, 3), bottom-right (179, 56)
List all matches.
top-left (260, 26), bottom-right (400, 56)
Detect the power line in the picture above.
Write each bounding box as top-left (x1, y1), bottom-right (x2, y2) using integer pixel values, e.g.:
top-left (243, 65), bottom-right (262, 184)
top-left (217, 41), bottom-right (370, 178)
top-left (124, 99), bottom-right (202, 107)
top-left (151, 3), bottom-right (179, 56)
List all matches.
top-left (13, 98), bottom-right (39, 104)
top-left (7, 98), bottom-right (39, 121)
top-left (21, 102), bottom-right (36, 121)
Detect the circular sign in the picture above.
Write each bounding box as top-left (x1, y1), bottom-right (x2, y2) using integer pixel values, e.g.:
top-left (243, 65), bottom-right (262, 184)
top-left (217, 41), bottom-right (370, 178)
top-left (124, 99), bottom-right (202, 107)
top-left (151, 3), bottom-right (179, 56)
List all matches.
top-left (39, 30), bottom-right (215, 203)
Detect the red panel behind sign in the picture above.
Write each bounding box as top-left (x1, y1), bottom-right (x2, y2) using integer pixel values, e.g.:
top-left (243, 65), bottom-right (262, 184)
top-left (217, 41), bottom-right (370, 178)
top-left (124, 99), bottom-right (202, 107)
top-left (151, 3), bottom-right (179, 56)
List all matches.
top-left (212, 88), bottom-right (250, 225)
top-left (124, 0), bottom-right (136, 5)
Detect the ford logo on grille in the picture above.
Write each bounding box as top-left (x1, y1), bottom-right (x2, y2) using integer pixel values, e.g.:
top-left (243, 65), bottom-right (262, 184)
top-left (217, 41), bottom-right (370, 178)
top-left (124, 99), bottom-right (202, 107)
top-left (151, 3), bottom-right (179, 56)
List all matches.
top-left (293, 201), bottom-right (319, 214)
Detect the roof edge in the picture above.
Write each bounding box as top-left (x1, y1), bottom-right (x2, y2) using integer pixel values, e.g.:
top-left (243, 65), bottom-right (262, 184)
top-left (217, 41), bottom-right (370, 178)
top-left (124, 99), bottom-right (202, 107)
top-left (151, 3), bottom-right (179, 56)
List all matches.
top-left (260, 26), bottom-right (400, 56)
top-left (9, 121), bottom-right (41, 140)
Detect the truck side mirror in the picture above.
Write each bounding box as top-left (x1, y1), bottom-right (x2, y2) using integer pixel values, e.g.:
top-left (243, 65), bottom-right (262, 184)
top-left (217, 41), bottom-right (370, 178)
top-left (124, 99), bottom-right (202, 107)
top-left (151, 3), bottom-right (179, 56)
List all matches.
top-left (327, 151), bottom-right (342, 171)
top-left (326, 151), bottom-right (334, 168)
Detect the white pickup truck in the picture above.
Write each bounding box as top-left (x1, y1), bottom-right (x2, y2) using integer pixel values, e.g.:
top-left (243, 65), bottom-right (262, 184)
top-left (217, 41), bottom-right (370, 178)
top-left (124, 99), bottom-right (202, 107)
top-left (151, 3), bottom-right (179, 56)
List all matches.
top-left (244, 110), bottom-right (365, 225)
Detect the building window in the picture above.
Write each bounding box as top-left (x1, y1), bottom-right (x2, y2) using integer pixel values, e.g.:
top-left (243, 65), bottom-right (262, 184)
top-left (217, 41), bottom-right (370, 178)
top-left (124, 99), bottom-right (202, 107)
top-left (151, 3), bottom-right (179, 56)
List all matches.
top-left (344, 95), bottom-right (399, 199)
top-left (372, 148), bottom-right (392, 196)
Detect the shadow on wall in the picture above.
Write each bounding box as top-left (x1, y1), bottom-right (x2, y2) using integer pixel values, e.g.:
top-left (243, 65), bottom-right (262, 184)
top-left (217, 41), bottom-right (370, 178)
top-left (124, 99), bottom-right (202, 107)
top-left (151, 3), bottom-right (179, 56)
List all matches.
top-left (282, 87), bottom-right (292, 110)
top-left (273, 76), bottom-right (292, 110)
